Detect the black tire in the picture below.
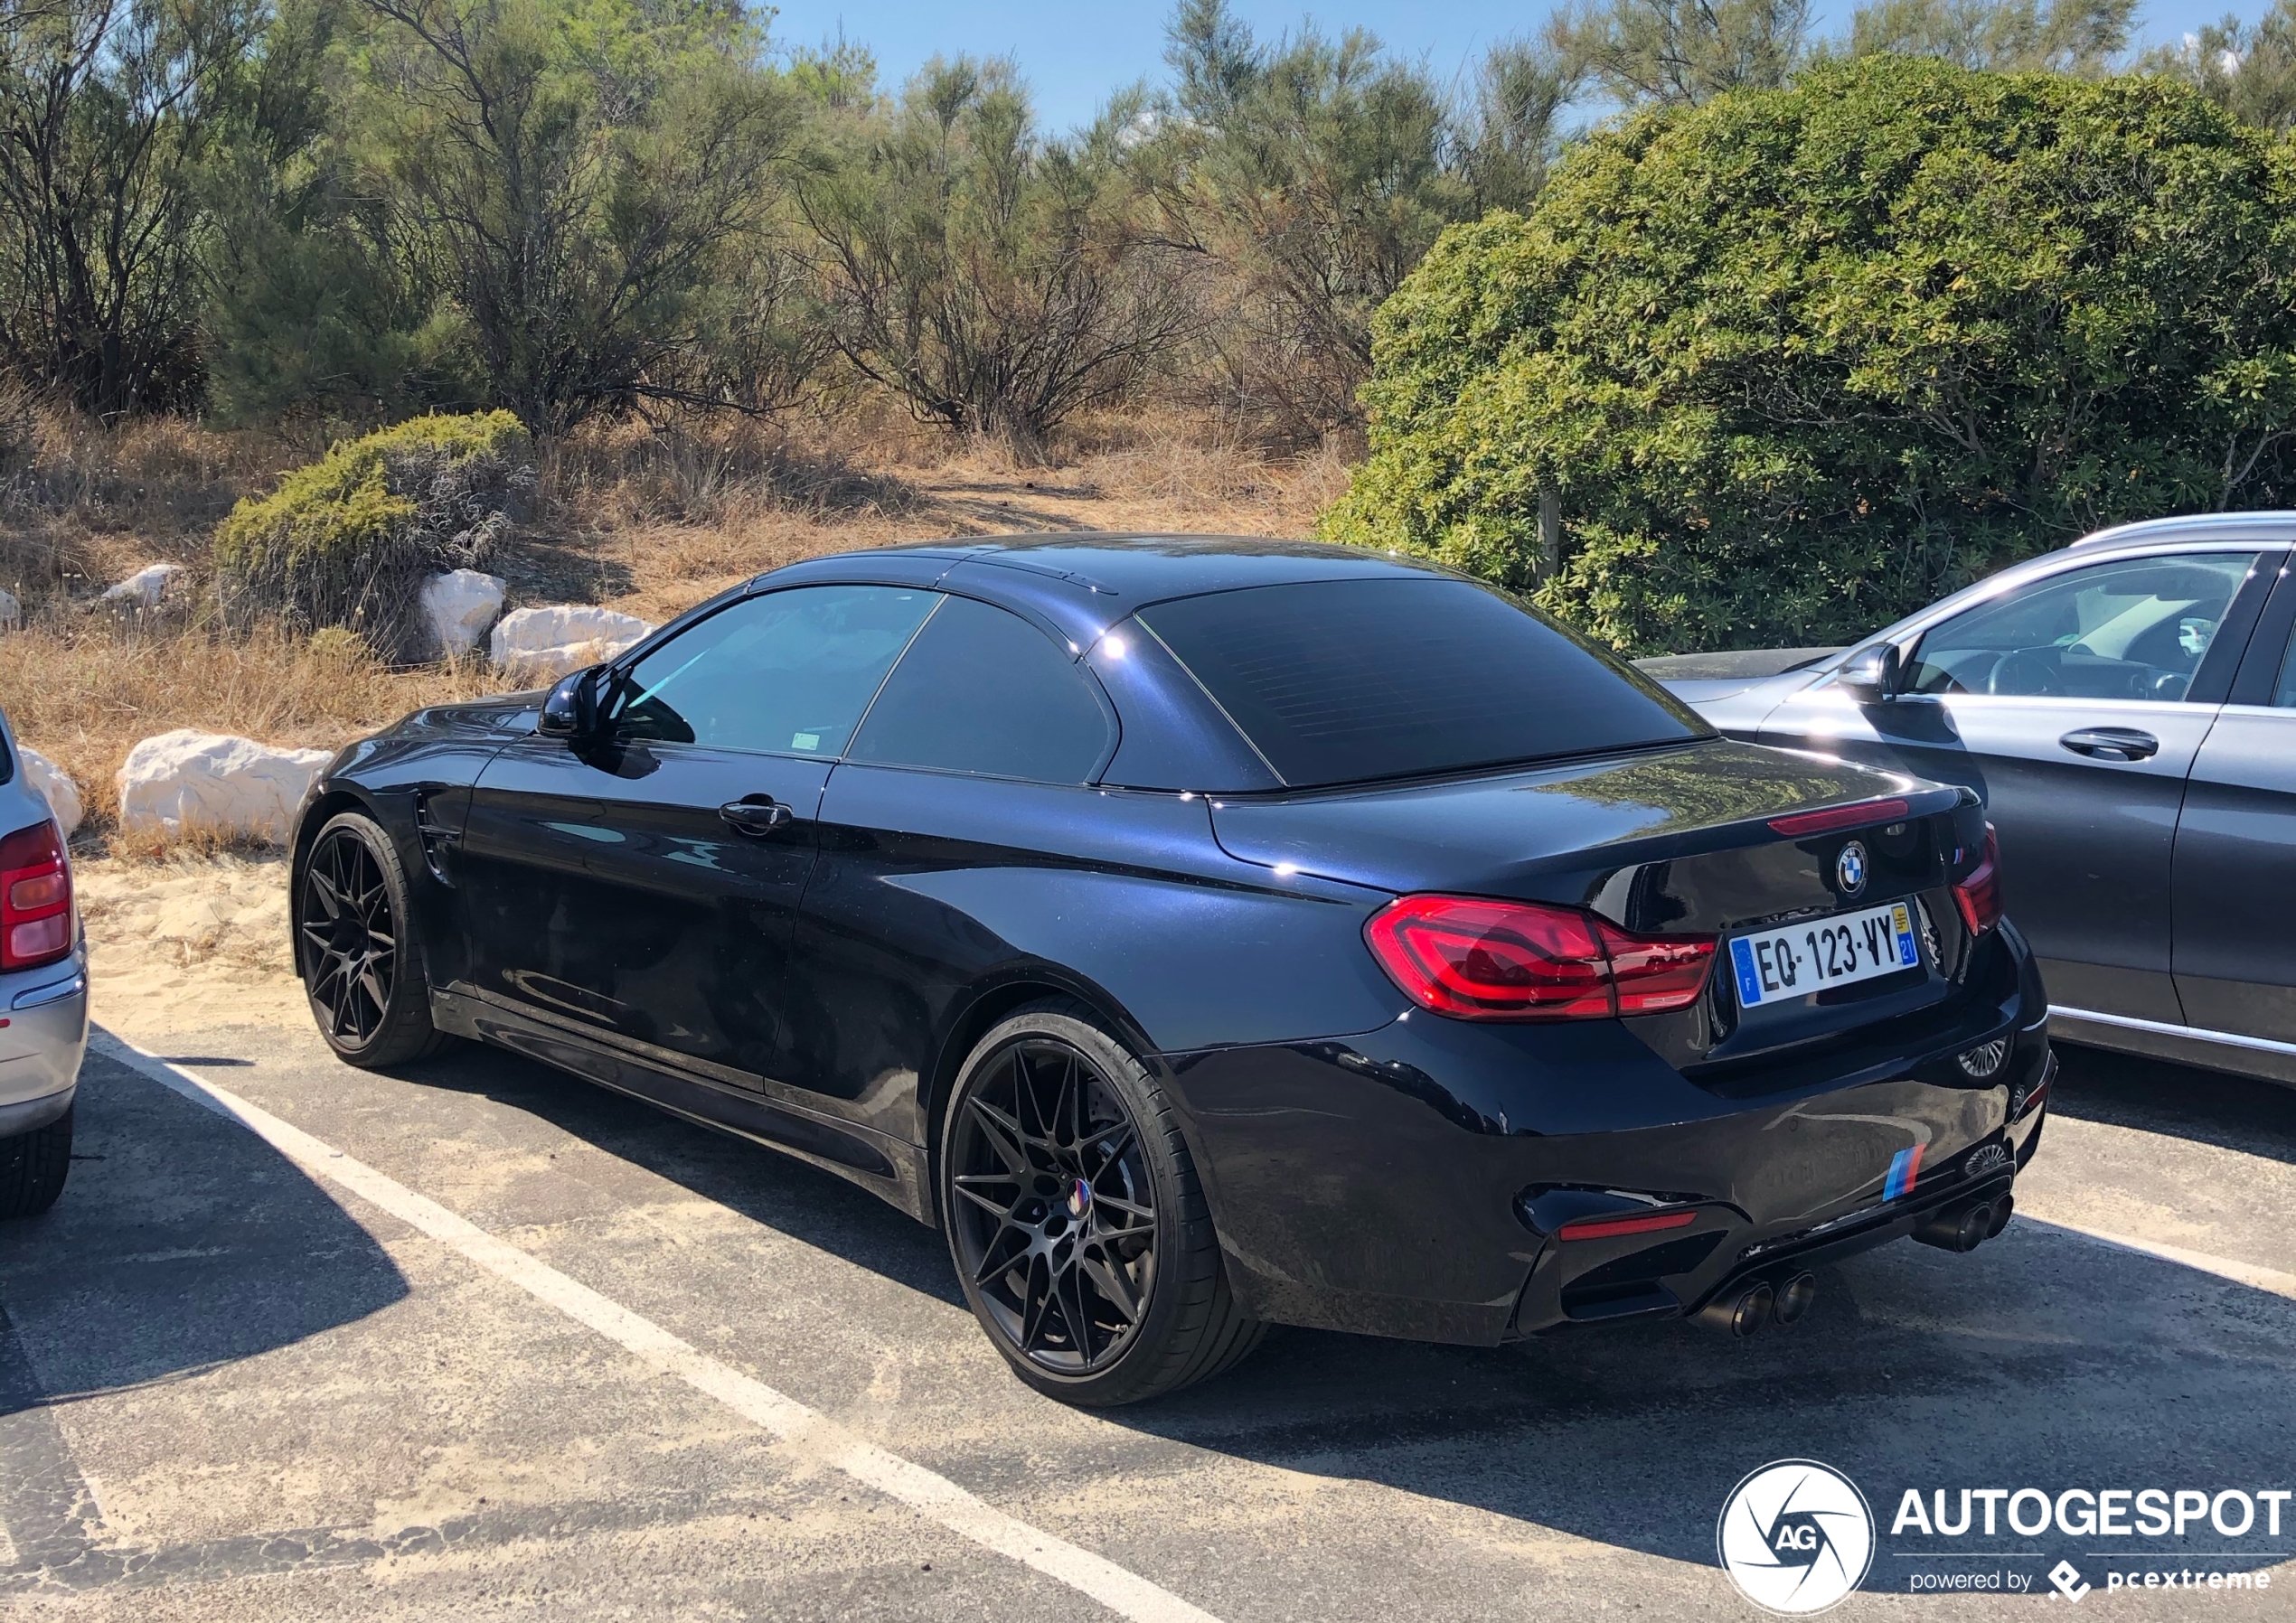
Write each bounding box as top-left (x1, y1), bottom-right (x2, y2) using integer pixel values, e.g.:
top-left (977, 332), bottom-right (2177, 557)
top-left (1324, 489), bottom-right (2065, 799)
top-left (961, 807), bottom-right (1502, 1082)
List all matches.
top-left (296, 812), bottom-right (449, 1068)
top-left (0, 1105), bottom-right (71, 1218)
top-left (940, 999), bottom-right (1265, 1406)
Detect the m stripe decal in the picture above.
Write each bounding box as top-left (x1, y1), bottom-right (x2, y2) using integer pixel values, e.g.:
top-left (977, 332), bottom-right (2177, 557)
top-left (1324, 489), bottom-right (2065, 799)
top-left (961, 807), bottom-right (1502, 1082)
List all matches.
top-left (1884, 1143), bottom-right (1924, 1200)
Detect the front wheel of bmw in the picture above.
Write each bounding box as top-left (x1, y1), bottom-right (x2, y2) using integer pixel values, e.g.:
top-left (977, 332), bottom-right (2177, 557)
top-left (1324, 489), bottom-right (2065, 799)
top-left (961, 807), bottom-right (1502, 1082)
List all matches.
top-left (296, 812), bottom-right (450, 1069)
top-left (940, 1000), bottom-right (1264, 1406)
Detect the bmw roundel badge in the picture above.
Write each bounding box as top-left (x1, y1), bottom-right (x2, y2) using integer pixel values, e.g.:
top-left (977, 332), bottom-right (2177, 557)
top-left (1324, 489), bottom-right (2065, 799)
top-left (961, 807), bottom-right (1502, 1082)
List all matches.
top-left (1836, 840), bottom-right (1868, 896)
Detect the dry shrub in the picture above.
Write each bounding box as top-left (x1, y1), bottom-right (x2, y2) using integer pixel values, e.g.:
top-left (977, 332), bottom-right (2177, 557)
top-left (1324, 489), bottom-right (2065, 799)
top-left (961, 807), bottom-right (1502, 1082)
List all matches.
top-left (213, 411), bottom-right (533, 660)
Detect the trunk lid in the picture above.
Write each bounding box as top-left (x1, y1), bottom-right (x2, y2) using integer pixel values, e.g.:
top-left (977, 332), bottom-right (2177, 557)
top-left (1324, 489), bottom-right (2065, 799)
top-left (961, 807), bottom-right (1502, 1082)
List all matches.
top-left (1209, 738), bottom-right (1990, 1075)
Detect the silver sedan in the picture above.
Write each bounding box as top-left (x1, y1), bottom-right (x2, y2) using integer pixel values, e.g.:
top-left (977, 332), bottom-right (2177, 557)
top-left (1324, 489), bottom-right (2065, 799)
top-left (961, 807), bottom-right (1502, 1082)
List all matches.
top-left (1646, 511), bottom-right (2296, 1091)
top-left (0, 705), bottom-right (85, 1216)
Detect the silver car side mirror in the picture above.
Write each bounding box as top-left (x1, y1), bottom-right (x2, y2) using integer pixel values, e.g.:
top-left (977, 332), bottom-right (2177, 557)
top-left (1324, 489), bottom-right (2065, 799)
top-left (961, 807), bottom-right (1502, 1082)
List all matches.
top-left (1836, 645), bottom-right (1903, 703)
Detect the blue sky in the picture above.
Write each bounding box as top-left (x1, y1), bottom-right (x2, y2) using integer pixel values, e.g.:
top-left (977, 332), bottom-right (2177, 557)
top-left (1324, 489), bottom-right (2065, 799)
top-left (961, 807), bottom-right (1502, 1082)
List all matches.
top-left (767, 0), bottom-right (2278, 131)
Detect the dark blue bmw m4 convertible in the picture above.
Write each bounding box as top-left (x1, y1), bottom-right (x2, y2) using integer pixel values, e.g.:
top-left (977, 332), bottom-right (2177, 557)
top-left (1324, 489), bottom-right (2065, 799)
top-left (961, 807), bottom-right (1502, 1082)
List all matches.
top-left (292, 537), bottom-right (2052, 1404)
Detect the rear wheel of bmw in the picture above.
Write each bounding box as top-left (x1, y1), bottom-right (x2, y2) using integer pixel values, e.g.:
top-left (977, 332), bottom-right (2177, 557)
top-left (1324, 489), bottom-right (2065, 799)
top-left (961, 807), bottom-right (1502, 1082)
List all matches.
top-left (940, 1000), bottom-right (1264, 1406)
top-left (296, 812), bottom-right (449, 1069)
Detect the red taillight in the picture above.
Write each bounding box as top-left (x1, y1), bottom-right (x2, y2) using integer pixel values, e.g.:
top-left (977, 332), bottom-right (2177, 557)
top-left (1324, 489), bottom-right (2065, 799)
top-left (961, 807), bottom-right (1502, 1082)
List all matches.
top-left (1953, 826), bottom-right (2002, 937)
top-left (1558, 1209), bottom-right (1698, 1242)
top-left (1768, 798), bottom-right (1912, 839)
top-left (1602, 928), bottom-right (1724, 1016)
top-left (1363, 894), bottom-right (1717, 1021)
top-left (0, 819), bottom-right (71, 971)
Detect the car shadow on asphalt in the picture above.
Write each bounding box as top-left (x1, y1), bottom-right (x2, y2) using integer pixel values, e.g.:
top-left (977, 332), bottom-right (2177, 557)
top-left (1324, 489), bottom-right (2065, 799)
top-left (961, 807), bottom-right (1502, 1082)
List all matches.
top-left (0, 1048), bottom-right (414, 1405)
top-left (2047, 1043), bottom-right (2296, 1165)
top-left (0, 1047), bottom-right (413, 1582)
top-left (400, 1037), bottom-right (966, 1307)
top-left (373, 1039), bottom-right (2296, 1592)
top-left (1125, 1229), bottom-right (2296, 1588)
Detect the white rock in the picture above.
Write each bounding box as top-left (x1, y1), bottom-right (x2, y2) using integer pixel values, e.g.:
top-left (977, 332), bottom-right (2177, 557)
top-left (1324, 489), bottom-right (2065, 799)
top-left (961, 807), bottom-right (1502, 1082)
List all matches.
top-left (17, 746), bottom-right (80, 838)
top-left (115, 730), bottom-right (334, 844)
top-left (99, 562), bottom-right (188, 609)
top-left (0, 589), bottom-right (19, 629)
top-left (490, 605), bottom-right (654, 685)
top-left (420, 569), bottom-right (506, 658)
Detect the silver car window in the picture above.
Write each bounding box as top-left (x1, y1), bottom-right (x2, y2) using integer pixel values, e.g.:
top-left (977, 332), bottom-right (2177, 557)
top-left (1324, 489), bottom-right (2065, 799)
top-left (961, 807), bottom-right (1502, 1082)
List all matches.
top-left (1904, 552), bottom-right (2258, 702)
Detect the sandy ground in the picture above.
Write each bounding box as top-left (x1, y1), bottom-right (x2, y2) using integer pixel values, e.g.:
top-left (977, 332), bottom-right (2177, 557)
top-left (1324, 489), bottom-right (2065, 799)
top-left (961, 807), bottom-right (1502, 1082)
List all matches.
top-left (74, 853), bottom-right (306, 1031)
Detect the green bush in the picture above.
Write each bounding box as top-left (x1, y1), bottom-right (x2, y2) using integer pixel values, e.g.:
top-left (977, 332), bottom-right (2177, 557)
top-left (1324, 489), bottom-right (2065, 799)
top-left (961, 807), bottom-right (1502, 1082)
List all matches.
top-left (1322, 57), bottom-right (2296, 653)
top-left (213, 411), bottom-right (532, 660)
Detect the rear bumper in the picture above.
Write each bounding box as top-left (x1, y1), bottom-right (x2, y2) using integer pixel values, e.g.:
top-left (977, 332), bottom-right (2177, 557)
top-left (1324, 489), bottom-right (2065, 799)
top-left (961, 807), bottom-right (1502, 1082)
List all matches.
top-left (0, 946), bottom-right (89, 1136)
top-left (1163, 933), bottom-right (2051, 1346)
top-left (1512, 1064), bottom-right (2049, 1335)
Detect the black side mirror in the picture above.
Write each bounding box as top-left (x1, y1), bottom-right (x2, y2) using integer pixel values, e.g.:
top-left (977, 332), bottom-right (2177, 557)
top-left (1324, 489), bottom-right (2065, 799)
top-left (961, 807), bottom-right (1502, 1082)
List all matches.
top-left (538, 664), bottom-right (603, 737)
top-left (1836, 644), bottom-right (1903, 704)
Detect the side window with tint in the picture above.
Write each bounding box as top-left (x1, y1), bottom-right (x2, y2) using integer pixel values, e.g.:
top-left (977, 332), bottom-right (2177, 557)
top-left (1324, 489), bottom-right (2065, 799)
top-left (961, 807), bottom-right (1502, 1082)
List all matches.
top-left (1905, 552), bottom-right (2258, 701)
top-left (608, 584), bottom-right (935, 755)
top-left (849, 596), bottom-right (1114, 783)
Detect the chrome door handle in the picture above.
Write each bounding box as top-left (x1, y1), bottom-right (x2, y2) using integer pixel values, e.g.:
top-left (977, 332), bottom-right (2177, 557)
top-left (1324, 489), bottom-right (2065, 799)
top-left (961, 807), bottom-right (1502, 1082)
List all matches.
top-left (719, 795), bottom-right (795, 835)
top-left (2058, 727), bottom-right (2159, 761)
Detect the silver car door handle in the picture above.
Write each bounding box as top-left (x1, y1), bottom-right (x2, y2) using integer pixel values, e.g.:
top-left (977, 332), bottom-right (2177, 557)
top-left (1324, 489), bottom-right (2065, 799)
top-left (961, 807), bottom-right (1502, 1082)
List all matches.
top-left (2058, 727), bottom-right (2160, 762)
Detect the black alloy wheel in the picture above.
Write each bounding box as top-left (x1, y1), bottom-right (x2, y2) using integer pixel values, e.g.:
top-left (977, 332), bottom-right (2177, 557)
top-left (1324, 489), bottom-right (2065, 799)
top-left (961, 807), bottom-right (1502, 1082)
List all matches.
top-left (942, 1002), bottom-right (1264, 1405)
top-left (297, 812), bottom-right (447, 1067)
top-left (949, 1038), bottom-right (1159, 1374)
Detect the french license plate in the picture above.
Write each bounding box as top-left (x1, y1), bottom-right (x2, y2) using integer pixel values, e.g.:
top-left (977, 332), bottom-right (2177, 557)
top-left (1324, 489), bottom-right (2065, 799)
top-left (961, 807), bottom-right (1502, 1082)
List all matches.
top-left (1729, 901), bottom-right (1921, 1009)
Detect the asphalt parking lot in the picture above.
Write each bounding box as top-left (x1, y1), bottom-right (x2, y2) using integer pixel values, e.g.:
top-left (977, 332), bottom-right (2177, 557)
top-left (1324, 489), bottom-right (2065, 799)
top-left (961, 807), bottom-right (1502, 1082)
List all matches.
top-left (3, 1015), bottom-right (2292, 1620)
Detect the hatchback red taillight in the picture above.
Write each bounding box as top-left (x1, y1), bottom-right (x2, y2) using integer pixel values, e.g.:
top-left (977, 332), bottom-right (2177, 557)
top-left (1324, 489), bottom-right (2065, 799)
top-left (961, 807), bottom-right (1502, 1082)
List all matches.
top-left (1363, 894), bottom-right (1717, 1021)
top-left (1953, 826), bottom-right (2002, 937)
top-left (0, 819), bottom-right (72, 971)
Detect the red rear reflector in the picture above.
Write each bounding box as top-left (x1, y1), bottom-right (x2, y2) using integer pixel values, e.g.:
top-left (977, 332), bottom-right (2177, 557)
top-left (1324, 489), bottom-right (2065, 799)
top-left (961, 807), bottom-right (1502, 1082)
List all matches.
top-left (1559, 1209), bottom-right (1698, 1242)
top-left (0, 817), bottom-right (71, 972)
top-left (1363, 895), bottom-right (1716, 1021)
top-left (1953, 826), bottom-right (2002, 936)
top-left (1768, 799), bottom-right (1911, 839)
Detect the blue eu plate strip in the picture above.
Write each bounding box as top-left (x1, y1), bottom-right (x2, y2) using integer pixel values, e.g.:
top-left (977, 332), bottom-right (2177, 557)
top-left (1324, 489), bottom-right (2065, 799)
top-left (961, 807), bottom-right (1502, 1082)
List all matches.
top-left (1730, 937), bottom-right (1763, 1007)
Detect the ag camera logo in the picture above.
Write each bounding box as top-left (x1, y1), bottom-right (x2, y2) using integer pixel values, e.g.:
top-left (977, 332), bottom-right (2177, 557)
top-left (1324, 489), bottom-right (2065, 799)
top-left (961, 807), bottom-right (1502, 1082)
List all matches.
top-left (1717, 1459), bottom-right (1877, 1614)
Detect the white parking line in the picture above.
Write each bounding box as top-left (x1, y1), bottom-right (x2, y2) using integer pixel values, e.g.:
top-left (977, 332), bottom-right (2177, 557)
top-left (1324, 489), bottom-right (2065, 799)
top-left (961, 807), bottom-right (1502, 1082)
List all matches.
top-left (91, 1032), bottom-right (1224, 1623)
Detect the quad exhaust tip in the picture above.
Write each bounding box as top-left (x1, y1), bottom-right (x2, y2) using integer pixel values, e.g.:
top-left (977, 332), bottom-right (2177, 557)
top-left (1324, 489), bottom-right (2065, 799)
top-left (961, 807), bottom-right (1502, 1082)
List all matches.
top-left (1915, 1190), bottom-right (2015, 1253)
top-left (1773, 1271), bottom-right (1818, 1325)
top-left (1697, 1188), bottom-right (2014, 1337)
top-left (1695, 1271), bottom-right (1817, 1337)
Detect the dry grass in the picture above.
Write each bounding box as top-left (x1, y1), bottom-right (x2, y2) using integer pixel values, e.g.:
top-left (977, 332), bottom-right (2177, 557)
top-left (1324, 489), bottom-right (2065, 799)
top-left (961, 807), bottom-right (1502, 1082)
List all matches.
top-left (0, 402), bottom-right (289, 605)
top-left (0, 621), bottom-right (498, 839)
top-left (2, 400), bottom-right (1355, 854)
top-left (532, 407), bottom-right (1356, 624)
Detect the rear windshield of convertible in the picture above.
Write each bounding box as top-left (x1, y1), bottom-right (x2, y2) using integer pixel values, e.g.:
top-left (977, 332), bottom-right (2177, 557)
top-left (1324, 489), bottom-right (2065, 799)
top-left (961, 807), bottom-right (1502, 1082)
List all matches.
top-left (1136, 577), bottom-right (1708, 788)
